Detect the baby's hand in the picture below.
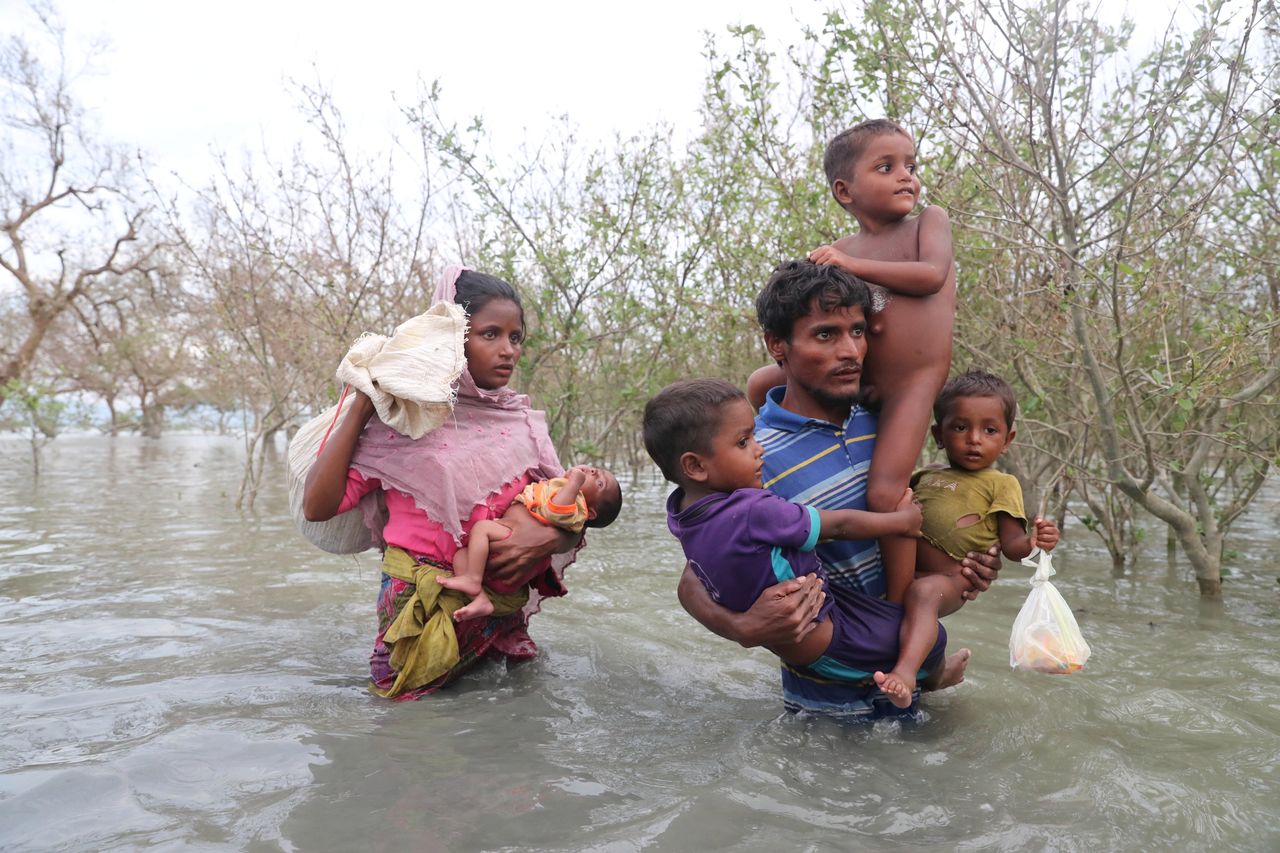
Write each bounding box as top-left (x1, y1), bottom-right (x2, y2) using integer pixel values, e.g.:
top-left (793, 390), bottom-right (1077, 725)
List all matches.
top-left (809, 245), bottom-right (854, 271)
top-left (1030, 517), bottom-right (1060, 552)
top-left (896, 488), bottom-right (923, 538)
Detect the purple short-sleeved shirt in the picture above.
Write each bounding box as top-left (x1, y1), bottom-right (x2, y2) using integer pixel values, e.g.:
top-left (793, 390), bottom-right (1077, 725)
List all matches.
top-left (667, 487), bottom-right (831, 622)
top-left (668, 485), bottom-right (947, 695)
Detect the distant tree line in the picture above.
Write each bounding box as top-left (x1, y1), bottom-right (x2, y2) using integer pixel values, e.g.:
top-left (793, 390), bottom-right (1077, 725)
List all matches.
top-left (2, 0), bottom-right (1276, 597)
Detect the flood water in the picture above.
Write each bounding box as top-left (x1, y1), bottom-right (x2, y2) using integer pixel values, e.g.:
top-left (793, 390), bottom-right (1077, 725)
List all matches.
top-left (1, 434), bottom-right (1278, 851)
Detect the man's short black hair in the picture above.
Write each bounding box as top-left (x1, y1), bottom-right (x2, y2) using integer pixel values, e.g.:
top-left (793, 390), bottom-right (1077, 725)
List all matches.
top-left (934, 370), bottom-right (1019, 429)
top-left (642, 378), bottom-right (745, 484)
top-left (755, 259), bottom-right (872, 342)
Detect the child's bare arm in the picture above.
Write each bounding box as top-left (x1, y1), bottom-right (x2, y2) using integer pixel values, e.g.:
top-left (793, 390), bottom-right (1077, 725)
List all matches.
top-left (809, 206), bottom-right (954, 296)
top-left (998, 514), bottom-right (1060, 560)
top-left (551, 468), bottom-right (587, 505)
top-left (817, 488), bottom-right (922, 541)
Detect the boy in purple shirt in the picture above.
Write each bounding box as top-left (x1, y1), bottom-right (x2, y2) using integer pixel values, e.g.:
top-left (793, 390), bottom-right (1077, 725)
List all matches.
top-left (644, 378), bottom-right (949, 688)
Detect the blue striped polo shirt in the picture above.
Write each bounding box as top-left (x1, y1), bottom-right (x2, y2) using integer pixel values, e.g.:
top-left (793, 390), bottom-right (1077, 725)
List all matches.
top-left (754, 385), bottom-right (885, 599)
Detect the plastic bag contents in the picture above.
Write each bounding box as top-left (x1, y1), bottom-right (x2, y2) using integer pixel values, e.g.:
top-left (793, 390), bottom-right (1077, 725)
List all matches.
top-left (1009, 549), bottom-right (1091, 674)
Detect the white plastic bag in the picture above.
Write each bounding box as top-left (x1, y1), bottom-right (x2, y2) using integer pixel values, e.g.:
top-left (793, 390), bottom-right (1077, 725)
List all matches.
top-left (1009, 549), bottom-right (1091, 674)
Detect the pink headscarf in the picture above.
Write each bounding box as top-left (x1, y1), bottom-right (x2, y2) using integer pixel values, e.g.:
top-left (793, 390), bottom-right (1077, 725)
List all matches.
top-left (350, 266), bottom-right (564, 542)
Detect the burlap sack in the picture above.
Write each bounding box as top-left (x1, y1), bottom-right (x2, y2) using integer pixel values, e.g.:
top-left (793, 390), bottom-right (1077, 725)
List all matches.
top-left (287, 400), bottom-right (379, 554)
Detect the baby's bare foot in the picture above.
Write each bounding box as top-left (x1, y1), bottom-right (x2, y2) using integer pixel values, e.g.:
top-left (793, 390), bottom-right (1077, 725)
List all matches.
top-left (452, 591), bottom-right (495, 622)
top-left (437, 573), bottom-right (482, 597)
top-left (936, 648), bottom-right (972, 690)
top-left (874, 669), bottom-right (916, 709)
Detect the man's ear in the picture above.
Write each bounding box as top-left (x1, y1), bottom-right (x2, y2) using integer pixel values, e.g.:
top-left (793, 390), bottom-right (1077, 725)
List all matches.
top-left (1003, 427), bottom-right (1016, 451)
top-left (764, 332), bottom-right (788, 365)
top-left (930, 422), bottom-right (944, 449)
top-left (679, 451), bottom-right (709, 483)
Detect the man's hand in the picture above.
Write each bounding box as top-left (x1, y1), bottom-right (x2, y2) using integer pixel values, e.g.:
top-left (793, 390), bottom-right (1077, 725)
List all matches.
top-left (735, 574), bottom-right (826, 647)
top-left (678, 564), bottom-right (825, 647)
top-left (958, 543), bottom-right (1001, 601)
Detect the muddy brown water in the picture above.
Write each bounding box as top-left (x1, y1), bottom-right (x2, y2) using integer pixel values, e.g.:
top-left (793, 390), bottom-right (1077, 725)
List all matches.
top-left (1, 435), bottom-right (1278, 851)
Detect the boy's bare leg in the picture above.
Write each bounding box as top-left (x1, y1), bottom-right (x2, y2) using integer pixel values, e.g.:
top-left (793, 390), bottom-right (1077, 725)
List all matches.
top-left (440, 520), bottom-right (506, 621)
top-left (866, 384), bottom-right (936, 604)
top-left (874, 573), bottom-right (969, 708)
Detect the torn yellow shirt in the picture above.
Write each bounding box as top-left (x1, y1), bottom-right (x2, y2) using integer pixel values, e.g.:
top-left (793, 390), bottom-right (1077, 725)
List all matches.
top-left (911, 467), bottom-right (1026, 561)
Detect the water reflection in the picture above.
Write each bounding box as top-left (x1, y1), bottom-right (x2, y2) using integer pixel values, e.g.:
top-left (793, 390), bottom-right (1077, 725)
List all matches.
top-left (1, 435), bottom-right (1278, 850)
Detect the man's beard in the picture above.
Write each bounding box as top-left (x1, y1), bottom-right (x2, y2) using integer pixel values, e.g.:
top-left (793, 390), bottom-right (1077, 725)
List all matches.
top-left (803, 380), bottom-right (862, 415)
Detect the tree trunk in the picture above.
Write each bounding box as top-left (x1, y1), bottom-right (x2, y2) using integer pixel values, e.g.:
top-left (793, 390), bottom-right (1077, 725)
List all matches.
top-left (105, 397), bottom-right (119, 435)
top-left (1154, 507), bottom-right (1223, 600)
top-left (1197, 577), bottom-right (1223, 599)
top-left (0, 308), bottom-right (59, 406)
top-left (141, 403), bottom-right (164, 439)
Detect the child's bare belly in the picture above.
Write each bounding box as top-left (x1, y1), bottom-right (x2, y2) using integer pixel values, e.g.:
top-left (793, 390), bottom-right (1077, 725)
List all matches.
top-left (863, 291), bottom-right (954, 391)
top-left (914, 539), bottom-right (965, 579)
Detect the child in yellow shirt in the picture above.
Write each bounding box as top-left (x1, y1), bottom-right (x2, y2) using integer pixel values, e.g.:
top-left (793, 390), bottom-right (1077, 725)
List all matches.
top-left (875, 370), bottom-right (1061, 706)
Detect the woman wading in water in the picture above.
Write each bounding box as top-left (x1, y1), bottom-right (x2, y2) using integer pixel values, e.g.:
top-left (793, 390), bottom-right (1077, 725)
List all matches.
top-left (304, 267), bottom-right (580, 698)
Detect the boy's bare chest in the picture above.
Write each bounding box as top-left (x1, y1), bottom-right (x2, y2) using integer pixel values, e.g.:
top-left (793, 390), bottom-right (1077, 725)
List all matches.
top-left (836, 219), bottom-right (920, 262)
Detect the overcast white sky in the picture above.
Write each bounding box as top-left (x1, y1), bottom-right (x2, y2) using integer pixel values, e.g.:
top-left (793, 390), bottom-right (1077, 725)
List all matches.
top-left (7, 0), bottom-right (814, 183)
top-left (4, 0), bottom-right (1191, 188)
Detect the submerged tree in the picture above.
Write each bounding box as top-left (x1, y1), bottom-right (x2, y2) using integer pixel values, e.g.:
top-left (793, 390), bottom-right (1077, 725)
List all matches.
top-left (408, 90), bottom-right (726, 465)
top-left (57, 261), bottom-right (197, 437)
top-left (0, 5), bottom-right (156, 405)
top-left (159, 83), bottom-right (437, 507)
top-left (0, 377), bottom-right (72, 474)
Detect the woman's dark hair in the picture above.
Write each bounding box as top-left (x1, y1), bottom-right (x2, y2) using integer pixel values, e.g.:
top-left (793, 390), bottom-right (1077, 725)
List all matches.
top-left (454, 270), bottom-right (523, 322)
top-left (642, 378), bottom-right (746, 484)
top-left (755, 260), bottom-right (871, 341)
